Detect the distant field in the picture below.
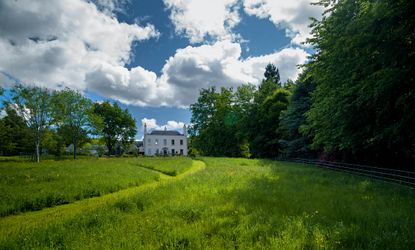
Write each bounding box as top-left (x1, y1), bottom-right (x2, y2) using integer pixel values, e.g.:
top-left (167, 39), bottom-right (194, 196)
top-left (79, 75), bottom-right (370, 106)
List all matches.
top-left (136, 157), bottom-right (192, 176)
top-left (0, 157), bottom-right (414, 249)
top-left (0, 157), bottom-right (186, 216)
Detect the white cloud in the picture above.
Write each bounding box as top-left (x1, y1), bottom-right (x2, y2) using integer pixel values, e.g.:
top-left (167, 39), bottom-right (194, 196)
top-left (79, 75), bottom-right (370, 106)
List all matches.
top-left (159, 41), bottom-right (308, 106)
top-left (0, 0), bottom-right (309, 108)
top-left (243, 0), bottom-right (324, 45)
top-left (141, 118), bottom-right (185, 132)
top-left (0, 0), bottom-right (159, 90)
top-left (163, 0), bottom-right (240, 43)
top-left (84, 40), bottom-right (308, 107)
top-left (0, 109), bottom-right (6, 119)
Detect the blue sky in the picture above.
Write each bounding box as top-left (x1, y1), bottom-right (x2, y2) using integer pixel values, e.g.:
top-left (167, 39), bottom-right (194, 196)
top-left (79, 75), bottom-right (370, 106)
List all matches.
top-left (0, 0), bottom-right (324, 138)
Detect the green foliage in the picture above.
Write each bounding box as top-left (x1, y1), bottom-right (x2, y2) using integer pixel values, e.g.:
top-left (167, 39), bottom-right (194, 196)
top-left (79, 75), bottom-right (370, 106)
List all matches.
top-left (190, 64), bottom-right (290, 158)
top-left (264, 63), bottom-right (281, 86)
top-left (9, 85), bottom-right (53, 162)
top-left (190, 86), bottom-right (251, 157)
top-left (1, 158), bottom-right (414, 249)
top-left (0, 107), bottom-right (33, 155)
top-left (52, 88), bottom-right (93, 159)
top-left (92, 101), bottom-right (137, 156)
top-left (279, 72), bottom-right (316, 158)
top-left (303, 0), bottom-right (415, 165)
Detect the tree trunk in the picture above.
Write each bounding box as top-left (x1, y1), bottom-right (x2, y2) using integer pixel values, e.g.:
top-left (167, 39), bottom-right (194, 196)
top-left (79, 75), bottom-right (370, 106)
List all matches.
top-left (73, 137), bottom-right (77, 160)
top-left (107, 138), bottom-right (112, 157)
top-left (35, 141), bottom-right (40, 163)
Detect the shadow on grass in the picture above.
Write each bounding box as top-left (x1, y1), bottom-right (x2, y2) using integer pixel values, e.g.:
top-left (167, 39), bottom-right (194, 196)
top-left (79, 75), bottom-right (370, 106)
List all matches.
top-left (225, 159), bottom-right (415, 249)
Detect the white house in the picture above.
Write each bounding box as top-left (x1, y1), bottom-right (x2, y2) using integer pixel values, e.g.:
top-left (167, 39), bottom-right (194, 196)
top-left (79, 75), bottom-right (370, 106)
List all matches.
top-left (143, 123), bottom-right (188, 156)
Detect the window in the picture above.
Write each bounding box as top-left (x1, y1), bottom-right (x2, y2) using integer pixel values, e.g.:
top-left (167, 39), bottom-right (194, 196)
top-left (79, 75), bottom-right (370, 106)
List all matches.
top-left (180, 139), bottom-right (183, 145)
top-left (171, 139), bottom-right (175, 145)
top-left (147, 139), bottom-right (151, 144)
top-left (171, 149), bottom-right (175, 155)
top-left (163, 139), bottom-right (167, 146)
top-left (156, 149), bottom-right (159, 155)
top-left (147, 149), bottom-right (151, 155)
top-left (180, 149), bottom-right (183, 155)
top-left (155, 139), bottom-right (158, 145)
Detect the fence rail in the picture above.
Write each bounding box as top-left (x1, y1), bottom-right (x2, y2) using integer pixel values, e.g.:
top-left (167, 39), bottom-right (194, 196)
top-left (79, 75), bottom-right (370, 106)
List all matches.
top-left (288, 158), bottom-right (415, 188)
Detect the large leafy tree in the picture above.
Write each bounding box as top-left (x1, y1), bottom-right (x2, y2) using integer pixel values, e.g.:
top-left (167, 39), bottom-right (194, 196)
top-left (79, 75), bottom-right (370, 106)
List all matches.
top-left (92, 101), bottom-right (136, 156)
top-left (250, 88), bottom-right (290, 158)
top-left (304, 0), bottom-right (415, 165)
top-left (246, 64), bottom-right (289, 158)
top-left (9, 85), bottom-right (52, 162)
top-left (190, 86), bottom-right (254, 157)
top-left (52, 88), bottom-right (93, 159)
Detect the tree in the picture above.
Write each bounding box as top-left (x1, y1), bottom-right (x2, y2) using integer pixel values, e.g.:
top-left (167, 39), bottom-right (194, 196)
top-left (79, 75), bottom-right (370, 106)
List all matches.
top-left (264, 63), bottom-right (280, 85)
top-left (304, 0), bottom-right (415, 166)
top-left (0, 107), bottom-right (33, 156)
top-left (190, 86), bottom-right (253, 157)
top-left (52, 88), bottom-right (93, 159)
top-left (9, 85), bottom-right (52, 162)
top-left (279, 72), bottom-right (316, 158)
top-left (250, 88), bottom-right (290, 158)
top-left (244, 64), bottom-right (289, 158)
top-left (92, 101), bottom-right (136, 156)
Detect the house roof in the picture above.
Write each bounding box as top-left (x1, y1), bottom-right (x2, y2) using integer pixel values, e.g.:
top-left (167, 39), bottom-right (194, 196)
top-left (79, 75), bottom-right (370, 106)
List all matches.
top-left (149, 130), bottom-right (183, 136)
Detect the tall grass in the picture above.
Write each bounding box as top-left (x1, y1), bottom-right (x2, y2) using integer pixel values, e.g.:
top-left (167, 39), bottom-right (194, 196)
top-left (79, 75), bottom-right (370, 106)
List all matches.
top-left (0, 158), bottom-right (160, 216)
top-left (0, 157), bottom-right (414, 249)
top-left (135, 157), bottom-right (193, 176)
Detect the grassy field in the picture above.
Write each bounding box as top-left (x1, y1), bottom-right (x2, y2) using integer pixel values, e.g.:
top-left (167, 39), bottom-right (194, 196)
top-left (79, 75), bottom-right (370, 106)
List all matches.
top-left (136, 157), bottom-right (193, 176)
top-left (0, 157), bottom-right (190, 217)
top-left (0, 157), bottom-right (414, 249)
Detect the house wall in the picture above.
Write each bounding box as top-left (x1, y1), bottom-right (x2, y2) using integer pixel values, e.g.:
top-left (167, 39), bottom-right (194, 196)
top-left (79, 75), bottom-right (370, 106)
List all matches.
top-left (143, 134), bottom-right (188, 156)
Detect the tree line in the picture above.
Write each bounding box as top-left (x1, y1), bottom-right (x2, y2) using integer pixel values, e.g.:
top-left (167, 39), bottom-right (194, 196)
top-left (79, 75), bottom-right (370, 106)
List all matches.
top-left (0, 85), bottom-right (136, 162)
top-left (189, 0), bottom-right (415, 168)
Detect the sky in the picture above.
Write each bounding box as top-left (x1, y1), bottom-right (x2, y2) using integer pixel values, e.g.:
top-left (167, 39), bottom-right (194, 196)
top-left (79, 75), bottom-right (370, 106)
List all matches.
top-left (0, 0), bottom-right (324, 139)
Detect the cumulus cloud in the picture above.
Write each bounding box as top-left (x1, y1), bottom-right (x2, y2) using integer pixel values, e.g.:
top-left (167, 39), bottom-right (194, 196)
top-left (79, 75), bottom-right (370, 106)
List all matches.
top-left (84, 40), bottom-right (308, 107)
top-left (142, 118), bottom-right (185, 132)
top-left (243, 0), bottom-right (324, 45)
top-left (163, 0), bottom-right (241, 43)
top-left (159, 41), bottom-right (308, 106)
top-left (0, 0), bottom-right (309, 108)
top-left (0, 0), bottom-right (159, 90)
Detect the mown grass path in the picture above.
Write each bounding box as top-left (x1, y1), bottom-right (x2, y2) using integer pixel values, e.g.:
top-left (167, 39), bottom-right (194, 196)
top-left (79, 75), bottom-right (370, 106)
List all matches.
top-left (0, 158), bottom-right (414, 249)
top-left (0, 160), bottom-right (205, 243)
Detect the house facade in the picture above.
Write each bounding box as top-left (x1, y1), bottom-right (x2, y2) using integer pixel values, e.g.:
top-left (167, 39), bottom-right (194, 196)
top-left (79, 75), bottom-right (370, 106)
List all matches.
top-left (143, 123), bottom-right (188, 156)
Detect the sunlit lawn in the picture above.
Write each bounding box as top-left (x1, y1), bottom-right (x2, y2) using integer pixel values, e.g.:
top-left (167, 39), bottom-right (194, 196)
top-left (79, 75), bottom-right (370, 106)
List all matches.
top-left (0, 157), bottom-right (414, 249)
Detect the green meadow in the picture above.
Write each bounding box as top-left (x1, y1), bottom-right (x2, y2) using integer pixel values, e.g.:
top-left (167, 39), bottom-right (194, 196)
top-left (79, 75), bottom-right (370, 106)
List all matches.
top-left (0, 157), bottom-right (414, 249)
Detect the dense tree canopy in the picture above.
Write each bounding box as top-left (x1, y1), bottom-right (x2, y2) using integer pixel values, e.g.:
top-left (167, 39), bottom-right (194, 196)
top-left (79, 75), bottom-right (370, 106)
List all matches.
top-left (190, 64), bottom-right (290, 158)
top-left (9, 85), bottom-right (53, 162)
top-left (302, 0), bottom-right (415, 166)
top-left (0, 107), bottom-right (33, 155)
top-left (0, 86), bottom-right (137, 160)
top-left (92, 101), bottom-right (137, 156)
top-left (279, 72), bottom-right (316, 158)
top-left (52, 88), bottom-right (93, 159)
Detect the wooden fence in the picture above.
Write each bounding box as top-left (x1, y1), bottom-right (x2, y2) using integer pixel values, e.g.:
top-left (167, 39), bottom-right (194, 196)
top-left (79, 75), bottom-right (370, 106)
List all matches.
top-left (287, 158), bottom-right (415, 188)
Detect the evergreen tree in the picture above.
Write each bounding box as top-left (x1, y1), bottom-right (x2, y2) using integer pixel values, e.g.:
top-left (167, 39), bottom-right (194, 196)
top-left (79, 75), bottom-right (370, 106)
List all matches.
top-left (279, 72), bottom-right (316, 158)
